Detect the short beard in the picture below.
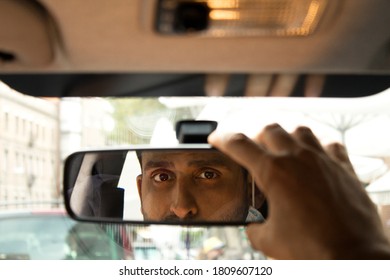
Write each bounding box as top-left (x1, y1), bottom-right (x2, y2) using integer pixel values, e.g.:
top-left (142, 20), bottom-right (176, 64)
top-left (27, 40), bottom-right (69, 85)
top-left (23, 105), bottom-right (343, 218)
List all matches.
top-left (142, 203), bottom-right (249, 222)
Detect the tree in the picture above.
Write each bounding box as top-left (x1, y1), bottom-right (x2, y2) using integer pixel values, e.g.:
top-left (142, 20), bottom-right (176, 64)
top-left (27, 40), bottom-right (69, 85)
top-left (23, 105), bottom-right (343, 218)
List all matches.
top-left (106, 98), bottom-right (204, 145)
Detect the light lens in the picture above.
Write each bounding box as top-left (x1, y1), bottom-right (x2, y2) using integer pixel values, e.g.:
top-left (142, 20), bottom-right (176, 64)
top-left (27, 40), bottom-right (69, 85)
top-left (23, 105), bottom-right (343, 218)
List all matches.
top-left (156, 0), bottom-right (328, 36)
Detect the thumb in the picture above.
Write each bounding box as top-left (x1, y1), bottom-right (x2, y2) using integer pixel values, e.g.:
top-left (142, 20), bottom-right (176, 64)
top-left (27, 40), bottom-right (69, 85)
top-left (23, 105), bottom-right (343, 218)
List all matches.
top-left (246, 223), bottom-right (270, 254)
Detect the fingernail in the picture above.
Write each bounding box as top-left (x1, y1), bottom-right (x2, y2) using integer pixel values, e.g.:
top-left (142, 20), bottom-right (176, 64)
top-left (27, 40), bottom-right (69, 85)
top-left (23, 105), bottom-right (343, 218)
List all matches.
top-left (207, 131), bottom-right (219, 144)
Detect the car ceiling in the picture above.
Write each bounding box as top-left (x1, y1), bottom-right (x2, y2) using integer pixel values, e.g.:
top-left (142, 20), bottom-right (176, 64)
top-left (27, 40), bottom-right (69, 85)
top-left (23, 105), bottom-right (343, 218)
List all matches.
top-left (0, 0), bottom-right (389, 97)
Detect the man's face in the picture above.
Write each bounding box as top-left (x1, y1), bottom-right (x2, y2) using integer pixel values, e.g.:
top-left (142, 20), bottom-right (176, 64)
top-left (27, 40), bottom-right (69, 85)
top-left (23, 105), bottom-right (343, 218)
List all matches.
top-left (136, 150), bottom-right (249, 222)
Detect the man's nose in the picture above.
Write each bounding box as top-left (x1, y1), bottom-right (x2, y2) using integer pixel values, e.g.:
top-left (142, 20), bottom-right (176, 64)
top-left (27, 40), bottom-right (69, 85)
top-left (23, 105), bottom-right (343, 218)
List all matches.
top-left (170, 180), bottom-right (198, 219)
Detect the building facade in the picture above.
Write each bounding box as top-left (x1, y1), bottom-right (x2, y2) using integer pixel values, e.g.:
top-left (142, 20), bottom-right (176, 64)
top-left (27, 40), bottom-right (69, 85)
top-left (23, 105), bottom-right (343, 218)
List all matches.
top-left (0, 82), bottom-right (60, 208)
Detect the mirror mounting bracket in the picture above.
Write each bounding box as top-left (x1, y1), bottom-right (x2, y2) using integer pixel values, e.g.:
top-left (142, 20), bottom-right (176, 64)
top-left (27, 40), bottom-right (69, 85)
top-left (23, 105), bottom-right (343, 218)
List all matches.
top-left (175, 120), bottom-right (217, 144)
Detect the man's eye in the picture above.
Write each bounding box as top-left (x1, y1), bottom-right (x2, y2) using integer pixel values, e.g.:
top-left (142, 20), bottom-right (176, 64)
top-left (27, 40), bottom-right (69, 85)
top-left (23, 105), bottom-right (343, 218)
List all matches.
top-left (199, 170), bottom-right (218, 179)
top-left (153, 173), bottom-right (171, 182)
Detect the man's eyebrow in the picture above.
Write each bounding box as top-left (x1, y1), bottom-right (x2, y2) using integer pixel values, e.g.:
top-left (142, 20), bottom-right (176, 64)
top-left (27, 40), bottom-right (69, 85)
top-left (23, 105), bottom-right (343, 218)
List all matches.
top-left (143, 160), bottom-right (174, 170)
top-left (188, 159), bottom-right (232, 169)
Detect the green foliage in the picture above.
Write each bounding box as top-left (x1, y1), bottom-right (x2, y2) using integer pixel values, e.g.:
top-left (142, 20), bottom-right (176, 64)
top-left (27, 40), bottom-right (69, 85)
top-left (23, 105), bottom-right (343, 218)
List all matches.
top-left (106, 98), bottom-right (168, 145)
top-left (106, 97), bottom-right (205, 145)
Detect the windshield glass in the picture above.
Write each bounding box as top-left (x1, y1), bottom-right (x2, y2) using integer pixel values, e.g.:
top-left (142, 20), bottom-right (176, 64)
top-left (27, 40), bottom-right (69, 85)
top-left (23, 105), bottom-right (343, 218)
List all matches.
top-left (1, 80), bottom-right (390, 259)
top-left (0, 214), bottom-right (128, 260)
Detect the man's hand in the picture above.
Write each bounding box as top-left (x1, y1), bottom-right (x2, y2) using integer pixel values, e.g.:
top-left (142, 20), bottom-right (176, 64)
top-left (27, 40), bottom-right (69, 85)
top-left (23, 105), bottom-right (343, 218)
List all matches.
top-left (208, 124), bottom-right (390, 259)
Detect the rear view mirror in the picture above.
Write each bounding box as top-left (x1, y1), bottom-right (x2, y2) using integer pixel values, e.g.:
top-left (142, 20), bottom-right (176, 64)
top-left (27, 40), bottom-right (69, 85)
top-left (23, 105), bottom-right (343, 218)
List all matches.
top-left (63, 146), bottom-right (265, 225)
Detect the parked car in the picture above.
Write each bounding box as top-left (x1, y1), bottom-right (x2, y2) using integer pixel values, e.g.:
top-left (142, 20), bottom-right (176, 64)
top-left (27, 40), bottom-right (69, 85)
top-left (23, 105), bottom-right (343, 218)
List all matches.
top-left (0, 210), bottom-right (129, 260)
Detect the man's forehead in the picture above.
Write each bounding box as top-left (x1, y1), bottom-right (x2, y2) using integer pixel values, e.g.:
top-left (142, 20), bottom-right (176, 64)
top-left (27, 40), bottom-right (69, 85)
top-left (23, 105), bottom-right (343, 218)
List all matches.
top-left (143, 150), bottom-right (223, 159)
top-left (141, 150), bottom-right (237, 166)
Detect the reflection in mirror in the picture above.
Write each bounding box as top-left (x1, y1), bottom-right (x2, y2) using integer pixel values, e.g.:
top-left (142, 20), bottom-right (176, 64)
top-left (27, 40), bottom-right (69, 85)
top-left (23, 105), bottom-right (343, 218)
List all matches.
top-left (64, 149), bottom-right (266, 224)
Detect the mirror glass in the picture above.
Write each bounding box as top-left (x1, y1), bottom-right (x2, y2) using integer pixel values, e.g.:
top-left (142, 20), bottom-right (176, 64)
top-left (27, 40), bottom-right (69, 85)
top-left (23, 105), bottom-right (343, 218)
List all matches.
top-left (64, 148), bottom-right (265, 224)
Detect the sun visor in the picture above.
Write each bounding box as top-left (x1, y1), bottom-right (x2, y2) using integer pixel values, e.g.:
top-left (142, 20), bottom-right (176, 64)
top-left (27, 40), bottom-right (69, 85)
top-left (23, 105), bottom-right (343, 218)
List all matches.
top-left (0, 0), bottom-right (57, 68)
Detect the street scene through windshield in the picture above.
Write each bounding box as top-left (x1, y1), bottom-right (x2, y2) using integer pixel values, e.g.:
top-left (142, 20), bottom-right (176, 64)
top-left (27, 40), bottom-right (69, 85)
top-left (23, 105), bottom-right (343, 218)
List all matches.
top-left (1, 80), bottom-right (390, 259)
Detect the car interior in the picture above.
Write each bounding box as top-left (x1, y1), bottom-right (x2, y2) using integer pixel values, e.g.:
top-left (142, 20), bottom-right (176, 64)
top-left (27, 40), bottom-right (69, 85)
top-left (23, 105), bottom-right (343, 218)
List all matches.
top-left (1, 0), bottom-right (390, 260)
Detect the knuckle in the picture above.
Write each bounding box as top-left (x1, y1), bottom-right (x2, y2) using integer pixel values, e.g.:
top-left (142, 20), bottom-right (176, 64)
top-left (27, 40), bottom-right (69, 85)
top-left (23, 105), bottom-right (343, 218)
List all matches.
top-left (327, 142), bottom-right (345, 151)
top-left (264, 123), bottom-right (281, 132)
top-left (294, 126), bottom-right (312, 135)
top-left (227, 133), bottom-right (249, 145)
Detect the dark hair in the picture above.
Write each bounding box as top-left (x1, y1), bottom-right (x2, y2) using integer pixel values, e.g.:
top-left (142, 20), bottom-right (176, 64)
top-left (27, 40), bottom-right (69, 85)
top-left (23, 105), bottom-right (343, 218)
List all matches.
top-left (136, 150), bottom-right (143, 167)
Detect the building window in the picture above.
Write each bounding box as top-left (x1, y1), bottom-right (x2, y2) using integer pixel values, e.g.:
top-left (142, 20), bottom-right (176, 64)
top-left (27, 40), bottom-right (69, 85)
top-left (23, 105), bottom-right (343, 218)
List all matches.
top-left (4, 112), bottom-right (9, 131)
top-left (22, 119), bottom-right (26, 136)
top-left (15, 152), bottom-right (20, 174)
top-left (3, 149), bottom-right (8, 172)
top-left (15, 116), bottom-right (19, 134)
top-left (29, 156), bottom-right (33, 175)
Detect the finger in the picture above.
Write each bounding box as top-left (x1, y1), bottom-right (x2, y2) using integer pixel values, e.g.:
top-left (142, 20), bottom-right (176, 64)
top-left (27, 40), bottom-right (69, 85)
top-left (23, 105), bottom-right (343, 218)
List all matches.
top-left (268, 74), bottom-right (299, 97)
top-left (208, 132), bottom-right (269, 193)
top-left (292, 126), bottom-right (325, 153)
top-left (325, 143), bottom-right (356, 176)
top-left (325, 142), bottom-right (349, 161)
top-left (304, 74), bottom-right (325, 97)
top-left (255, 124), bottom-right (296, 152)
top-left (246, 223), bottom-right (271, 254)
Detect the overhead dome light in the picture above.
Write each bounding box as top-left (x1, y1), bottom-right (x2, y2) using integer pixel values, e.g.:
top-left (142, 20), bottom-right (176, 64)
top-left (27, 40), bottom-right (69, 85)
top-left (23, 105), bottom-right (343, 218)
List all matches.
top-left (156, 0), bottom-right (328, 36)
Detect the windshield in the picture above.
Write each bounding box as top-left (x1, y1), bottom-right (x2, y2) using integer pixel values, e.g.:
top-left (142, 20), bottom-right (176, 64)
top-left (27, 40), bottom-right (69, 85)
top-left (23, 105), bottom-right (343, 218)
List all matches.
top-left (1, 80), bottom-right (390, 259)
top-left (0, 214), bottom-right (128, 260)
